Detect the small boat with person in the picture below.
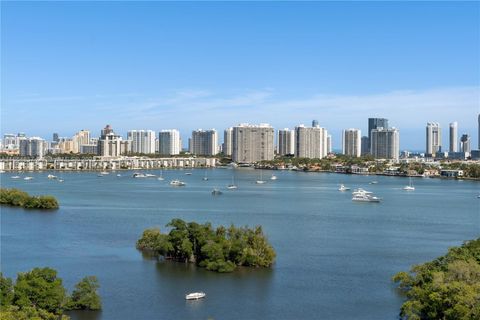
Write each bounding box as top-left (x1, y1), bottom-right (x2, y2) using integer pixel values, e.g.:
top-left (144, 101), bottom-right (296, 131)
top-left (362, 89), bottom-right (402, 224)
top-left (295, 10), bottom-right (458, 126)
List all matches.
top-left (185, 292), bottom-right (206, 300)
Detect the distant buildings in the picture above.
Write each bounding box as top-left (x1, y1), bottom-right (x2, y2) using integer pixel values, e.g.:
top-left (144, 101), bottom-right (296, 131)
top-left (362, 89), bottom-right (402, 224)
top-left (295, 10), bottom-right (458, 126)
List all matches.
top-left (360, 136), bottom-right (369, 156)
top-left (223, 127), bottom-right (233, 156)
top-left (342, 129), bottom-right (361, 157)
top-left (190, 129), bottom-right (218, 156)
top-left (460, 134), bottom-right (471, 153)
top-left (370, 127), bottom-right (399, 161)
top-left (277, 128), bottom-right (295, 156)
top-left (426, 122), bottom-right (442, 156)
top-left (367, 118), bottom-right (389, 154)
top-left (159, 129), bottom-right (181, 155)
top-left (232, 123), bottom-right (274, 163)
top-left (127, 130), bottom-right (156, 154)
top-left (295, 124), bottom-right (328, 159)
top-left (449, 122), bottom-right (458, 153)
top-left (19, 137), bottom-right (47, 158)
top-left (97, 125), bottom-right (130, 157)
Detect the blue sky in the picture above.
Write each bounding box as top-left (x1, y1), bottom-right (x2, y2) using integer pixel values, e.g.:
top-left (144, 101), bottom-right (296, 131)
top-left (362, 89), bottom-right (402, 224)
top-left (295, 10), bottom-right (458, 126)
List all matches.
top-left (1, 1), bottom-right (479, 150)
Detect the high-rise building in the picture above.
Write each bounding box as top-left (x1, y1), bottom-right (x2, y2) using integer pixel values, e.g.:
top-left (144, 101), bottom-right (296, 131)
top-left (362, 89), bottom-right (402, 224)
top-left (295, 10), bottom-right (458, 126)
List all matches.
top-left (342, 129), bottom-right (361, 157)
top-left (370, 127), bottom-right (399, 161)
top-left (361, 136), bottom-right (369, 156)
top-left (277, 128), bottom-right (295, 156)
top-left (58, 138), bottom-right (77, 153)
top-left (367, 118), bottom-right (389, 154)
top-left (158, 129), bottom-right (181, 155)
top-left (72, 130), bottom-right (90, 153)
top-left (97, 125), bottom-right (130, 157)
top-left (232, 124), bottom-right (274, 163)
top-left (53, 133), bottom-right (59, 142)
top-left (127, 130), bottom-right (156, 154)
top-left (478, 114), bottom-right (480, 149)
top-left (190, 129), bottom-right (218, 156)
top-left (449, 122), bottom-right (458, 153)
top-left (312, 120), bottom-right (319, 128)
top-left (295, 124), bottom-right (328, 159)
top-left (223, 127), bottom-right (233, 156)
top-left (426, 122), bottom-right (442, 156)
top-left (327, 135), bottom-right (332, 154)
top-left (19, 137), bottom-right (47, 158)
top-left (460, 134), bottom-right (471, 153)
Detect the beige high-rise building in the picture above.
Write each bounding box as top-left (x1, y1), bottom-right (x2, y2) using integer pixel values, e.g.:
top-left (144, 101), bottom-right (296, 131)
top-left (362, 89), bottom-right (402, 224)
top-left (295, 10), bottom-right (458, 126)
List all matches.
top-left (73, 130), bottom-right (90, 153)
top-left (58, 138), bottom-right (77, 153)
top-left (159, 129), bottom-right (181, 155)
top-left (127, 130), bottom-right (156, 154)
top-left (426, 122), bottom-right (441, 156)
top-left (342, 129), bottom-right (361, 157)
top-left (223, 127), bottom-right (233, 156)
top-left (295, 125), bottom-right (328, 159)
top-left (97, 125), bottom-right (130, 157)
top-left (232, 123), bottom-right (274, 163)
top-left (370, 127), bottom-right (399, 161)
top-left (190, 129), bottom-right (218, 156)
top-left (277, 128), bottom-right (295, 156)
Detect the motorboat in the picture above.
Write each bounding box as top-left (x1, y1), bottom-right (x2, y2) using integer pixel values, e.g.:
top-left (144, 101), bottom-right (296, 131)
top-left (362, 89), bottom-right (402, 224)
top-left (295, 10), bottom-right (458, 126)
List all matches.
top-left (211, 188), bottom-right (223, 195)
top-left (352, 188), bottom-right (372, 195)
top-left (369, 181), bottom-right (378, 184)
top-left (116, 174), bottom-right (122, 177)
top-left (170, 180), bottom-right (186, 187)
top-left (133, 173), bottom-right (147, 178)
top-left (256, 180), bottom-right (266, 184)
top-left (338, 184), bottom-right (350, 191)
top-left (158, 176), bottom-right (165, 181)
top-left (352, 194), bottom-right (381, 202)
top-left (100, 171), bottom-right (109, 175)
top-left (47, 174), bottom-right (57, 179)
top-left (185, 292), bottom-right (205, 300)
top-left (24, 177), bottom-right (34, 180)
top-left (202, 177), bottom-right (209, 181)
top-left (11, 176), bottom-right (20, 179)
top-left (58, 179), bottom-right (64, 182)
top-left (185, 172), bottom-right (192, 175)
top-left (145, 174), bottom-right (156, 177)
top-left (227, 184), bottom-right (238, 190)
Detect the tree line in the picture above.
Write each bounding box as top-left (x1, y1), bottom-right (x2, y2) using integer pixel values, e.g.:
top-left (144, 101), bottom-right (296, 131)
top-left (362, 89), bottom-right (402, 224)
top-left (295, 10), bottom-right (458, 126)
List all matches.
top-left (0, 188), bottom-right (59, 210)
top-left (0, 267), bottom-right (101, 320)
top-left (137, 219), bottom-right (276, 273)
top-left (392, 238), bottom-right (480, 320)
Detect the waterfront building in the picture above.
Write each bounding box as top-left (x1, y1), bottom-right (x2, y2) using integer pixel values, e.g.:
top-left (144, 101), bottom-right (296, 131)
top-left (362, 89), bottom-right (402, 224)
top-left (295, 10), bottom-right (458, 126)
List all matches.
top-left (223, 127), bottom-right (233, 156)
top-left (367, 118), bottom-right (389, 154)
top-left (232, 123), bottom-right (274, 163)
top-left (80, 144), bottom-right (98, 154)
top-left (449, 122), bottom-right (458, 153)
top-left (361, 136), bottom-right (369, 156)
top-left (190, 129), bottom-right (218, 156)
top-left (158, 129), bottom-right (181, 155)
top-left (460, 134), bottom-right (471, 153)
top-left (127, 130), bottom-right (156, 154)
top-left (426, 122), bottom-right (442, 156)
top-left (370, 127), bottom-right (399, 161)
top-left (342, 129), bottom-right (361, 157)
top-left (2, 134), bottom-right (17, 149)
top-left (295, 124), bottom-right (328, 159)
top-left (277, 128), bottom-right (295, 156)
top-left (97, 125), bottom-right (130, 157)
top-left (327, 135), bottom-right (332, 154)
top-left (19, 137), bottom-right (47, 158)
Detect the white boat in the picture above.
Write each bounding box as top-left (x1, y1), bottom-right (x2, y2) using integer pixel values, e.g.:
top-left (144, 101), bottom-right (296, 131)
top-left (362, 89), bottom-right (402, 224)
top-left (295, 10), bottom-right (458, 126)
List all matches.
top-left (352, 188), bottom-right (373, 195)
top-left (202, 172), bottom-right (208, 181)
top-left (116, 174), bottom-right (122, 177)
top-left (58, 179), bottom-right (64, 182)
top-left (100, 171), bottom-right (109, 175)
top-left (403, 178), bottom-right (415, 191)
top-left (47, 174), bottom-right (57, 179)
top-left (211, 188), bottom-right (223, 195)
top-left (145, 173), bottom-right (156, 177)
top-left (170, 180), bottom-right (186, 187)
top-left (352, 194), bottom-right (381, 202)
top-left (270, 174), bottom-right (277, 180)
top-left (11, 176), bottom-right (20, 179)
top-left (338, 184), bottom-right (350, 191)
top-left (158, 171), bottom-right (165, 180)
top-left (24, 177), bottom-right (34, 180)
top-left (185, 292), bottom-right (205, 300)
top-left (0, 170), bottom-right (5, 173)
top-left (227, 184), bottom-right (238, 190)
top-left (133, 173), bottom-right (147, 178)
top-left (369, 181), bottom-right (378, 184)
top-left (256, 170), bottom-right (266, 184)
top-left (185, 172), bottom-right (192, 176)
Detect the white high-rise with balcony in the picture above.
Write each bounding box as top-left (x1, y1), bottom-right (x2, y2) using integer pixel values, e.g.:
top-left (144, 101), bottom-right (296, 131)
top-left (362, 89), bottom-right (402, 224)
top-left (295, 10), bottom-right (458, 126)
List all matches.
top-left (370, 127), bottom-right (399, 161)
top-left (232, 123), bottom-right (274, 163)
top-left (159, 129), bottom-right (181, 155)
top-left (277, 128), bottom-right (295, 156)
top-left (342, 129), bottom-right (361, 157)
top-left (295, 124), bottom-right (328, 159)
top-left (128, 130), bottom-right (156, 154)
top-left (190, 129), bottom-right (218, 156)
top-left (223, 127), bottom-right (233, 156)
top-left (449, 122), bottom-right (458, 153)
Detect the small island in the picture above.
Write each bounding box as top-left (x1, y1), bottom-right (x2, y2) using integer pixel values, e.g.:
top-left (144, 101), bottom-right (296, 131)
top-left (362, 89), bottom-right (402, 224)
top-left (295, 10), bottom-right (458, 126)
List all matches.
top-left (0, 267), bottom-right (101, 320)
top-left (0, 188), bottom-right (59, 209)
top-left (137, 219), bottom-right (276, 272)
top-left (392, 238), bottom-right (480, 320)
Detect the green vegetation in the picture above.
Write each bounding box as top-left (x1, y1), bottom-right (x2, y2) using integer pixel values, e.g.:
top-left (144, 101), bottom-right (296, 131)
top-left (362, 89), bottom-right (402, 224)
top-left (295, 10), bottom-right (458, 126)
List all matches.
top-left (0, 268), bottom-right (101, 320)
top-left (137, 219), bottom-right (276, 273)
top-left (392, 238), bottom-right (480, 320)
top-left (0, 188), bottom-right (59, 209)
top-left (440, 162), bottom-right (480, 179)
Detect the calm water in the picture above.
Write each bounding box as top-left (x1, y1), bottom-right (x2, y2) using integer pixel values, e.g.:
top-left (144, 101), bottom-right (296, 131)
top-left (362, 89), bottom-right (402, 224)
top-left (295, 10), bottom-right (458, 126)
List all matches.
top-left (1, 169), bottom-right (479, 320)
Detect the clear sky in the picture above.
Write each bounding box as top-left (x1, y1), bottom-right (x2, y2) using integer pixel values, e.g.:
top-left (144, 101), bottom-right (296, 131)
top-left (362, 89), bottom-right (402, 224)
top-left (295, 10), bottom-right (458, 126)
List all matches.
top-left (1, 1), bottom-right (479, 150)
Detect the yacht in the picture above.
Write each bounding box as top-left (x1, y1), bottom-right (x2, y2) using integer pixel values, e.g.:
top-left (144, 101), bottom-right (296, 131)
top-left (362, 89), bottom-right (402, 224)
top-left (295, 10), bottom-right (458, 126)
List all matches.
top-left (352, 193), bottom-right (381, 202)
top-left (170, 180), bottom-right (186, 187)
top-left (11, 176), bottom-right (20, 179)
top-left (211, 188), bottom-right (223, 195)
top-left (133, 173), bottom-right (147, 178)
top-left (47, 174), bottom-right (57, 179)
top-left (352, 188), bottom-right (372, 195)
top-left (403, 178), bottom-right (415, 191)
top-left (227, 184), bottom-right (238, 190)
top-left (24, 177), bottom-right (34, 180)
top-left (270, 174), bottom-right (278, 180)
top-left (185, 292), bottom-right (205, 300)
top-left (338, 184), bottom-right (350, 191)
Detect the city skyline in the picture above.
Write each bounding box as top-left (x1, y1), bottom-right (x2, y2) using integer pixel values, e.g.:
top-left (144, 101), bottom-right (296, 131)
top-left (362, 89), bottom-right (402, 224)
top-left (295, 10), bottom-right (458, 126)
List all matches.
top-left (1, 2), bottom-right (479, 150)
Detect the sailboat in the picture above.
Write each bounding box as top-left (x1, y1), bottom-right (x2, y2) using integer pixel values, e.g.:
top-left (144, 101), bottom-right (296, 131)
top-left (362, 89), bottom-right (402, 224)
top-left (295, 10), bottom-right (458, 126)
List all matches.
top-left (256, 170), bottom-right (266, 184)
top-left (270, 174), bottom-right (277, 180)
top-left (158, 170), bottom-right (165, 181)
top-left (227, 175), bottom-right (238, 189)
top-left (403, 177), bottom-right (415, 191)
top-left (202, 171), bottom-right (208, 181)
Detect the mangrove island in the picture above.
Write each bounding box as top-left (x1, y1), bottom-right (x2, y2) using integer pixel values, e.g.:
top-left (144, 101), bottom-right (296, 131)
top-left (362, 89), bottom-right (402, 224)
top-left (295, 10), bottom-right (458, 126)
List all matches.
top-left (137, 218), bottom-right (276, 272)
top-left (0, 188), bottom-right (59, 210)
